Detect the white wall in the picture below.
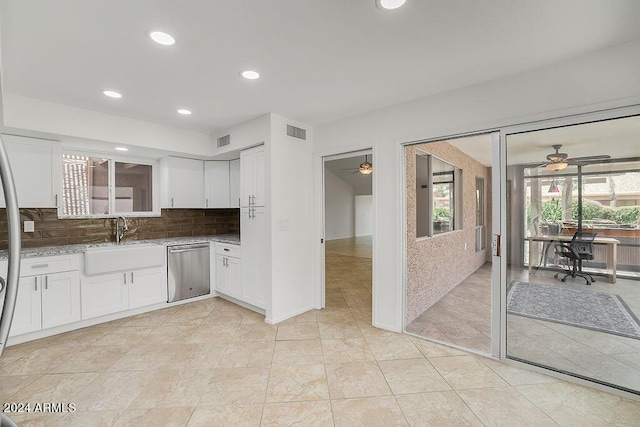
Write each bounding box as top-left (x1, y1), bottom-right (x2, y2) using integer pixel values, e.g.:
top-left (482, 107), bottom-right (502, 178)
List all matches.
top-left (355, 195), bottom-right (372, 236)
top-left (268, 113), bottom-right (315, 324)
top-left (213, 113), bottom-right (271, 157)
top-left (314, 39), bottom-right (640, 332)
top-left (324, 169), bottom-right (355, 240)
top-left (2, 93), bottom-right (213, 156)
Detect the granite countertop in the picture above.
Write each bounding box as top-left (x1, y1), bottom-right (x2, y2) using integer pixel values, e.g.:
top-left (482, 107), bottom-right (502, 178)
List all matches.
top-left (0, 234), bottom-right (240, 260)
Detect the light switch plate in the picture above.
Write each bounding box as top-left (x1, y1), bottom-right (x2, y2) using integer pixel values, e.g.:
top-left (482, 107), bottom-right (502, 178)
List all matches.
top-left (24, 221), bottom-right (35, 232)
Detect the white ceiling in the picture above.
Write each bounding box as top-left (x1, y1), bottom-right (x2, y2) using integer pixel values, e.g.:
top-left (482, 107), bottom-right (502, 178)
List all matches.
top-left (3, 1), bottom-right (640, 135)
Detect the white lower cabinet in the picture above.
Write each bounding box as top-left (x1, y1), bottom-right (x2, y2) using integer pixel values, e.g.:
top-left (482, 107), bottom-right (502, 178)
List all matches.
top-left (213, 243), bottom-right (246, 303)
top-left (241, 206), bottom-right (267, 309)
top-left (81, 273), bottom-right (128, 319)
top-left (215, 254), bottom-right (242, 299)
top-left (82, 267), bottom-right (166, 320)
top-left (41, 271), bottom-right (82, 329)
top-left (10, 271), bottom-right (81, 337)
top-left (10, 277), bottom-right (42, 336)
top-left (128, 268), bottom-right (167, 309)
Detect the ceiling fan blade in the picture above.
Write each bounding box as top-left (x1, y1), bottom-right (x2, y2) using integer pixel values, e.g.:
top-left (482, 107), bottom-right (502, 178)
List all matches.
top-left (566, 155), bottom-right (611, 164)
top-left (520, 162), bottom-right (547, 169)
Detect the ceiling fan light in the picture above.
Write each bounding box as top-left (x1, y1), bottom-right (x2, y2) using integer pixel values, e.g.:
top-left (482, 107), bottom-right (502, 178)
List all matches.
top-left (359, 162), bottom-right (373, 175)
top-left (546, 162), bottom-right (568, 172)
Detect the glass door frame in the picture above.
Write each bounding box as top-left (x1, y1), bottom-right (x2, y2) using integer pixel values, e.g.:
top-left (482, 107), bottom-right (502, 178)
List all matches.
top-left (401, 131), bottom-right (502, 358)
top-left (497, 104), bottom-right (640, 396)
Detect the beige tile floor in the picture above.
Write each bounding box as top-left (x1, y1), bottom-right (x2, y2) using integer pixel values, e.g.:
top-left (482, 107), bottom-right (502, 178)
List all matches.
top-left (406, 244), bottom-right (640, 394)
top-left (0, 238), bottom-right (639, 425)
top-left (406, 263), bottom-right (492, 354)
top-left (507, 266), bottom-right (640, 394)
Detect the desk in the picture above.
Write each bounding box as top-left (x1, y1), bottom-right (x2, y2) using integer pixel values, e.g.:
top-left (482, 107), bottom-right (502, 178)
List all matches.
top-left (525, 235), bottom-right (620, 284)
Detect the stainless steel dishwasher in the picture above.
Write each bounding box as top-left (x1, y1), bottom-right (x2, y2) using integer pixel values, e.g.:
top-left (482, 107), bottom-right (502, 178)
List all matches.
top-left (167, 243), bottom-right (210, 302)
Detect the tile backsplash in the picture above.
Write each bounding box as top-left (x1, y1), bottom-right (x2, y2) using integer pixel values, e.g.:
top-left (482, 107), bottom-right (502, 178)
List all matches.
top-left (0, 208), bottom-right (240, 249)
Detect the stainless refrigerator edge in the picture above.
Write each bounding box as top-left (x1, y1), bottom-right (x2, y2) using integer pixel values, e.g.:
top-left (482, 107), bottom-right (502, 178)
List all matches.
top-left (0, 134), bottom-right (22, 427)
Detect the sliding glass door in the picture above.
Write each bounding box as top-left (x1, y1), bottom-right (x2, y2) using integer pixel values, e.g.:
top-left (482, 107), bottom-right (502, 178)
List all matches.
top-left (405, 133), bottom-right (501, 357)
top-left (504, 113), bottom-right (640, 395)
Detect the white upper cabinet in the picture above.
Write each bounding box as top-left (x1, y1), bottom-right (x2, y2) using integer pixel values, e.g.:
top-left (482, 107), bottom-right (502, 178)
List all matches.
top-left (161, 156), bottom-right (205, 208)
top-left (0, 134), bottom-right (61, 208)
top-left (240, 145), bottom-right (265, 207)
top-left (229, 159), bottom-right (240, 208)
top-left (204, 161), bottom-right (230, 208)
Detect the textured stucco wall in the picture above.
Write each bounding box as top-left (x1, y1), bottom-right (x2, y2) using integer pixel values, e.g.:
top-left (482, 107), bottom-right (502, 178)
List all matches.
top-left (406, 141), bottom-right (490, 324)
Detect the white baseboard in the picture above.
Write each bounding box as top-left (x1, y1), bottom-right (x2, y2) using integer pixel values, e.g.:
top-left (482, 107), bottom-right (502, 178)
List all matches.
top-left (266, 305), bottom-right (314, 324)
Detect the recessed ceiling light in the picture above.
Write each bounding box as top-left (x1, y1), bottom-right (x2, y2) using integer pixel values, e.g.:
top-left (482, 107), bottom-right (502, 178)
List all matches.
top-left (241, 70), bottom-right (260, 80)
top-left (376, 0), bottom-right (407, 10)
top-left (115, 147), bottom-right (129, 151)
top-left (149, 31), bottom-right (175, 46)
top-left (177, 109), bottom-right (192, 115)
top-left (102, 90), bottom-right (122, 98)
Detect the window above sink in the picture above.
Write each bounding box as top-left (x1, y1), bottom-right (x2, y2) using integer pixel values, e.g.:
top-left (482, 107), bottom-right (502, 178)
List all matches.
top-left (60, 152), bottom-right (160, 218)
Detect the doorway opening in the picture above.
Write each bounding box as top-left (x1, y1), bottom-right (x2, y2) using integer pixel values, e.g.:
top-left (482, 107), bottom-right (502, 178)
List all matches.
top-left (404, 133), bottom-right (495, 355)
top-left (323, 151), bottom-right (373, 325)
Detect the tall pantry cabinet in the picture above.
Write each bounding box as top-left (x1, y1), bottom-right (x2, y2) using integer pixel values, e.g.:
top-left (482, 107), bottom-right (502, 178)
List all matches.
top-left (240, 145), bottom-right (267, 309)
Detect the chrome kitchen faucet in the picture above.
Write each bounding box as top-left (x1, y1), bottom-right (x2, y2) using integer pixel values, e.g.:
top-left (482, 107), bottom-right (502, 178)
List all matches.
top-left (115, 216), bottom-right (129, 244)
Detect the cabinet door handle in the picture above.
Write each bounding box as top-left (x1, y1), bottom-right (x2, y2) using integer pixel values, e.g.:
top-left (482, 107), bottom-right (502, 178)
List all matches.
top-left (171, 197), bottom-right (174, 207)
top-left (34, 277), bottom-right (38, 291)
top-left (44, 276), bottom-right (48, 290)
top-left (123, 272), bottom-right (127, 285)
top-left (55, 194), bottom-right (58, 207)
top-left (131, 272), bottom-right (134, 284)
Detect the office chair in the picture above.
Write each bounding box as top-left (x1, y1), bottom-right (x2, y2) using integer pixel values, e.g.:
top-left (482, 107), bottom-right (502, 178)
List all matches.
top-left (554, 231), bottom-right (597, 285)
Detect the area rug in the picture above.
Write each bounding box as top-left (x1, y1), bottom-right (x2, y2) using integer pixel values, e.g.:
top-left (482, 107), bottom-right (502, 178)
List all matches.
top-left (507, 281), bottom-right (640, 340)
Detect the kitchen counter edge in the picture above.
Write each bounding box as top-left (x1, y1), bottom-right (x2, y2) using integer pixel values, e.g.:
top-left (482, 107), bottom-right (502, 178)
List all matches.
top-left (0, 234), bottom-right (241, 260)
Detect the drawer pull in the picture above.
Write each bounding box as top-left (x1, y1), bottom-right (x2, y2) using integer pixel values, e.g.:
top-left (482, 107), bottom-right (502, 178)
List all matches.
top-left (31, 264), bottom-right (49, 269)
top-left (224, 248), bottom-right (230, 252)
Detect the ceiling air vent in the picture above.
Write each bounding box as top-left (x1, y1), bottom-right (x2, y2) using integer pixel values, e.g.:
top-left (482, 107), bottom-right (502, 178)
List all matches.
top-left (217, 134), bottom-right (231, 148)
top-left (286, 125), bottom-right (307, 141)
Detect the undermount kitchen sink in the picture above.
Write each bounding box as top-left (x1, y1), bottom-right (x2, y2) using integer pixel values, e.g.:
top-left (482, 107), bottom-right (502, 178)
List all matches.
top-left (84, 243), bottom-right (165, 275)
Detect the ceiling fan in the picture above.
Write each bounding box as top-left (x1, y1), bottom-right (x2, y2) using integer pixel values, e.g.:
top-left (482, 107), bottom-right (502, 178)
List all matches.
top-left (539, 144), bottom-right (610, 171)
top-left (341, 155), bottom-right (373, 175)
